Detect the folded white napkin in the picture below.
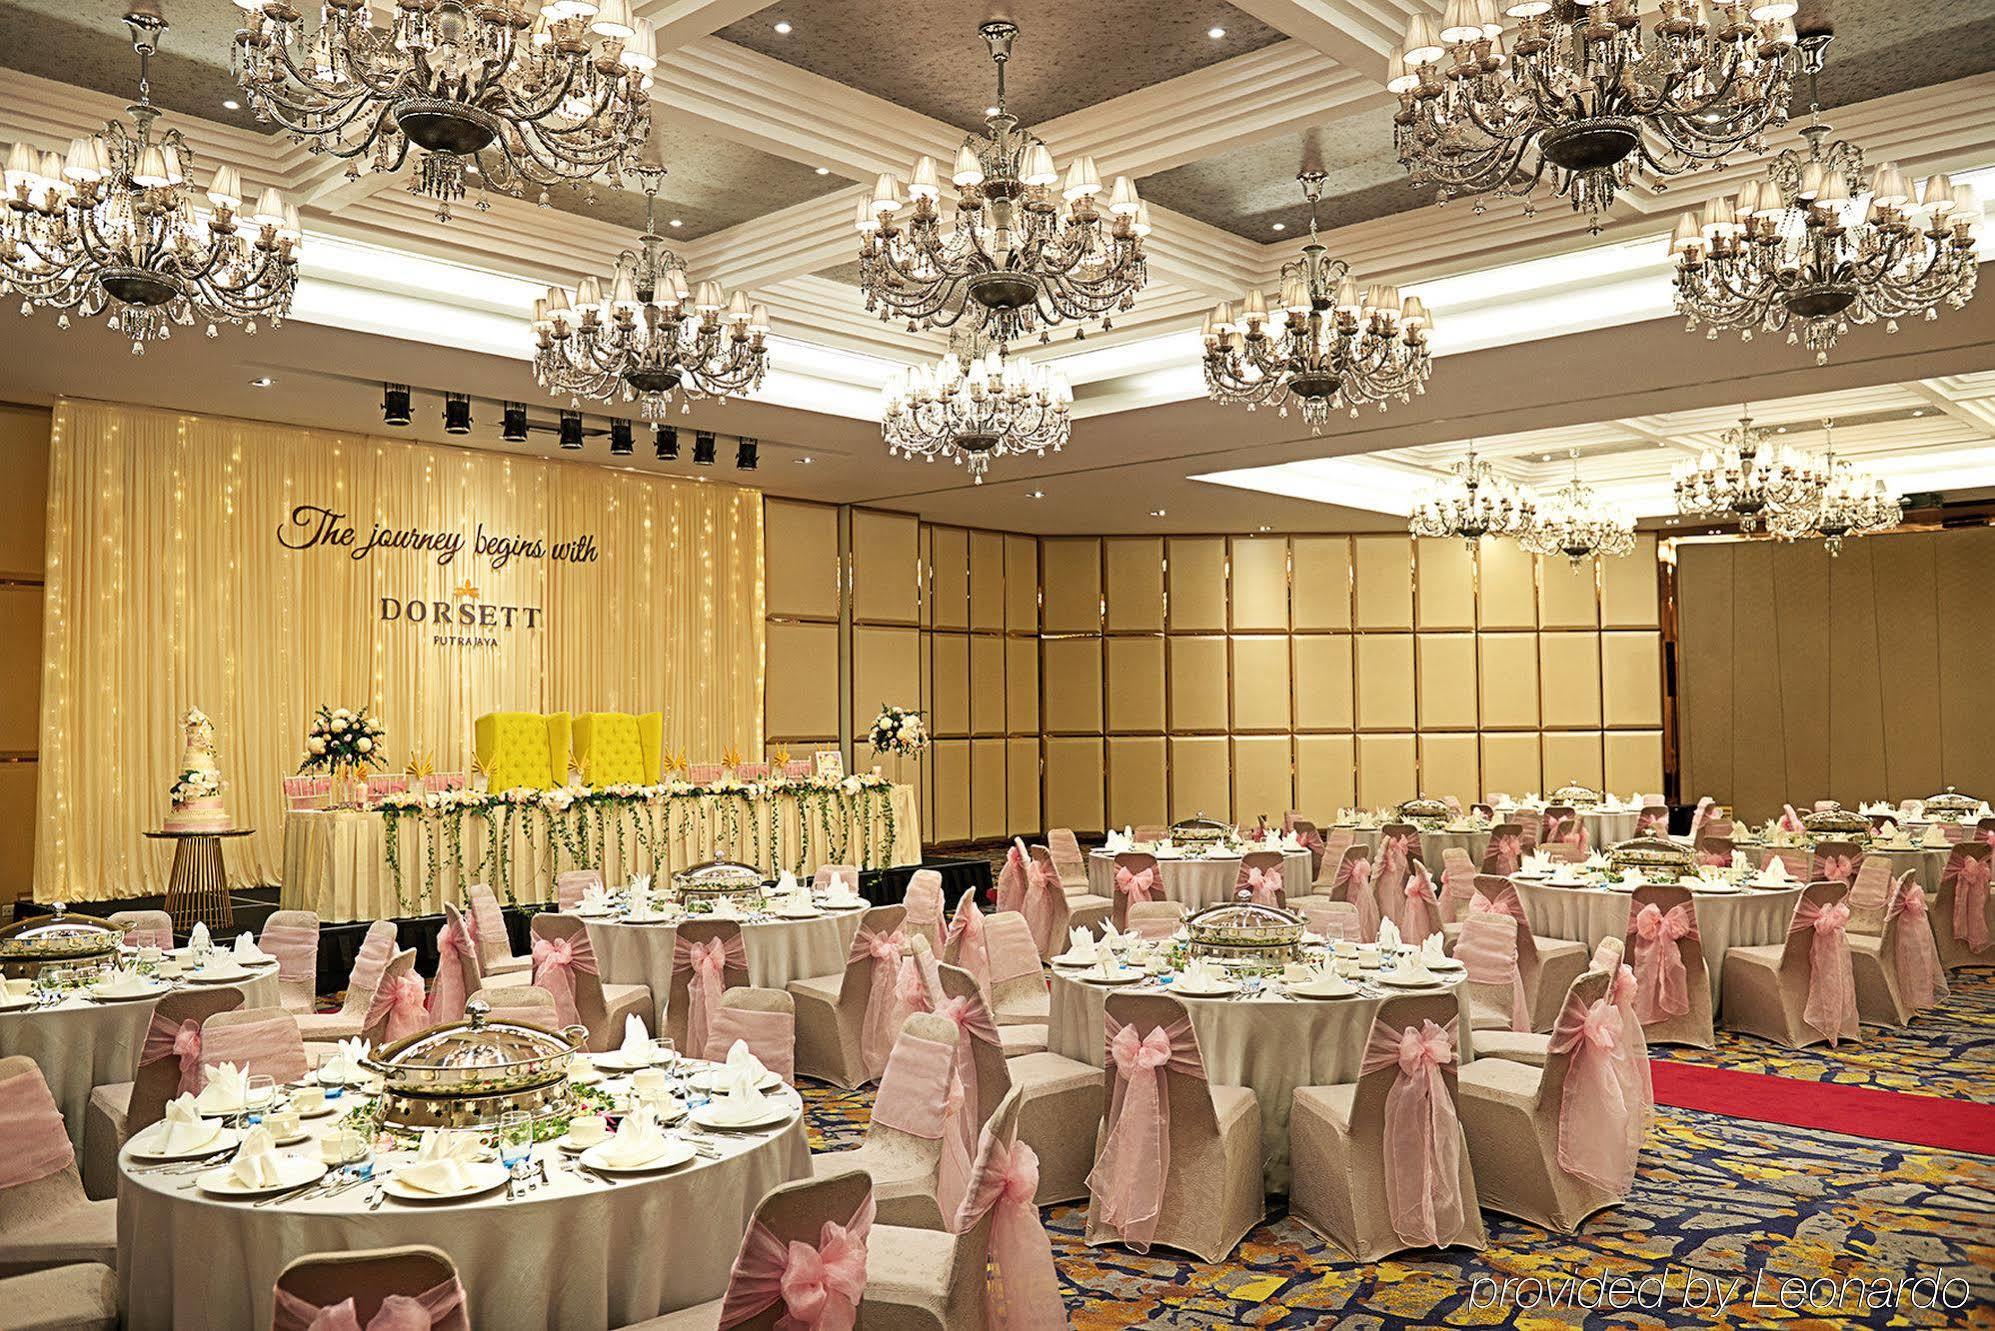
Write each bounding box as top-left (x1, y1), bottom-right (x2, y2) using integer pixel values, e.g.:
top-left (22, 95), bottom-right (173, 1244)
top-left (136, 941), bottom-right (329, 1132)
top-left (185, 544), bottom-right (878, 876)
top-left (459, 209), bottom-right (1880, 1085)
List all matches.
top-left (629, 873), bottom-right (652, 899)
top-left (619, 1014), bottom-right (656, 1063)
top-left (1550, 862), bottom-right (1583, 885)
top-left (1761, 856), bottom-right (1791, 883)
top-left (1731, 850), bottom-right (1750, 871)
top-left (1921, 825), bottom-right (1946, 846)
top-left (1979, 803), bottom-right (1994, 820)
top-left (1378, 918), bottom-right (1403, 951)
top-left (326, 1037), bottom-right (370, 1081)
top-left (709, 898), bottom-right (740, 920)
top-left (1064, 927), bottom-right (1098, 962)
top-left (189, 922), bottom-right (211, 951)
top-left (724, 1037), bottom-right (769, 1084)
top-left (774, 870), bottom-right (799, 896)
top-left (398, 1129), bottom-right (483, 1193)
top-left (195, 1062), bottom-right (250, 1115)
top-left (1621, 867), bottom-right (1647, 888)
top-left (232, 933), bottom-right (268, 962)
top-left (1394, 949), bottom-right (1430, 979)
top-left (97, 967), bottom-right (151, 996)
top-left (1103, 830), bottom-right (1132, 854)
top-left (156, 1094), bottom-right (220, 1154)
top-left (1153, 838), bottom-right (1174, 855)
top-left (579, 886), bottom-right (611, 913)
top-left (710, 1066), bottom-right (771, 1123)
top-left (1421, 933), bottom-right (1447, 966)
top-left (229, 1126), bottom-right (287, 1188)
top-left (1179, 958), bottom-right (1223, 989)
top-left (1584, 851), bottom-right (1609, 870)
top-left (1522, 851), bottom-right (1554, 874)
top-left (1281, 832), bottom-right (1303, 850)
top-left (628, 878), bottom-right (652, 916)
top-left (1097, 920), bottom-right (1126, 952)
top-left (600, 1104), bottom-right (670, 1167)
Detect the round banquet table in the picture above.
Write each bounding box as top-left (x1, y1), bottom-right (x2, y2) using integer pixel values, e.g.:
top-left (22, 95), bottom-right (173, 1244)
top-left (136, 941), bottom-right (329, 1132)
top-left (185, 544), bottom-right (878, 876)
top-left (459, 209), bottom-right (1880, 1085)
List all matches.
top-left (0, 967), bottom-right (279, 1150)
top-left (1336, 825), bottom-right (1491, 870)
top-left (1509, 877), bottom-right (1803, 1010)
top-left (1582, 809), bottom-right (1642, 847)
top-left (1084, 849), bottom-right (1312, 911)
top-left (579, 908), bottom-right (869, 1029)
top-left (1048, 968), bottom-right (1470, 1192)
top-left (117, 1064), bottom-right (810, 1331)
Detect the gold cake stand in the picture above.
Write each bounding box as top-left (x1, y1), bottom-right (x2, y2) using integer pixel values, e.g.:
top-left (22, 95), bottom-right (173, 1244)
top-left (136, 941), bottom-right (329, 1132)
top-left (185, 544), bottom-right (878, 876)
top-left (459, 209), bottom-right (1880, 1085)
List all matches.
top-left (145, 827), bottom-right (254, 934)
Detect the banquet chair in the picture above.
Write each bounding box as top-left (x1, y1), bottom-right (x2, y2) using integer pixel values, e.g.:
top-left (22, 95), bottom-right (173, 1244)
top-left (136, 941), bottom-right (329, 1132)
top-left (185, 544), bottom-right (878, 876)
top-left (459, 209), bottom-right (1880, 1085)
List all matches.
top-left (1514, 809), bottom-right (1544, 851)
top-left (200, 1008), bottom-right (309, 1086)
top-left (258, 909), bottom-right (322, 1014)
top-left (1842, 855), bottom-right (1894, 936)
top-left (468, 982), bottom-right (558, 1027)
top-left (0, 1056), bottom-right (117, 1277)
top-left (1850, 871), bottom-right (1942, 1027)
top-left (0, 1264), bottom-right (117, 1331)
top-left (1311, 828), bottom-right (1354, 888)
top-left (1471, 875), bottom-right (1590, 1032)
top-left (1437, 848), bottom-right (1478, 923)
top-left (1693, 834), bottom-right (1735, 868)
top-left (704, 987), bottom-right (797, 1084)
top-left (1324, 844), bottom-right (1380, 942)
top-left (466, 883), bottom-right (532, 979)
top-left (1378, 823), bottom-right (1424, 867)
top-left (1128, 899), bottom-right (1188, 940)
top-left (1809, 839), bottom-right (1865, 886)
top-left (81, 985), bottom-right (245, 1200)
top-left (431, 903), bottom-right (485, 1025)
top-left (273, 1244), bottom-right (467, 1331)
top-left (961, 921), bottom-right (1044, 1059)
top-left (664, 919), bottom-right (749, 1057)
top-left (620, 1171), bottom-right (876, 1331)
top-left (941, 888), bottom-right (987, 994)
top-left (955, 953), bottom-right (1095, 1208)
top-left (1931, 841), bottom-right (1991, 970)
top-left (556, 869), bottom-right (602, 911)
top-left (1721, 881), bottom-right (1862, 1049)
top-left (1383, 862), bottom-right (1444, 942)
top-left (809, 1011), bottom-right (958, 1228)
top-left (813, 864), bottom-right (860, 894)
top-left (1622, 885), bottom-right (1715, 1048)
top-left (109, 908), bottom-right (173, 949)
top-left (789, 904), bottom-right (906, 1089)
top-left (932, 962), bottom-right (1016, 1150)
top-left (1634, 805), bottom-right (1670, 838)
top-left (1455, 970), bottom-right (1637, 1233)
top-left (1109, 851), bottom-right (1160, 932)
top-left (1300, 898), bottom-right (1359, 942)
top-left (1084, 991), bottom-right (1263, 1262)
top-left (1290, 819), bottom-right (1325, 878)
top-left (527, 914), bottom-right (651, 1055)
top-left (902, 868), bottom-right (946, 954)
top-left (1454, 911), bottom-right (1530, 1035)
top-left (1289, 992), bottom-right (1484, 1260)
top-left (328, 948), bottom-right (423, 1053)
top-left (982, 912), bottom-right (1050, 1029)
top-left (1541, 806), bottom-right (1585, 853)
top-left (298, 919), bottom-right (400, 1042)
top-left (1027, 844), bottom-right (1112, 945)
top-left (1236, 849), bottom-right (1288, 907)
top-left (1046, 827), bottom-right (1091, 891)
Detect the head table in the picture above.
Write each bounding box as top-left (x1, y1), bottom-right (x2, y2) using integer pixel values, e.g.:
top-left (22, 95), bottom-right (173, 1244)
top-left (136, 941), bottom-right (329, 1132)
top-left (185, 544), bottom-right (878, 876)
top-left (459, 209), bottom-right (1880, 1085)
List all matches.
top-left (577, 905), bottom-right (869, 1030)
top-left (117, 1057), bottom-right (809, 1331)
top-left (1084, 847), bottom-right (1312, 911)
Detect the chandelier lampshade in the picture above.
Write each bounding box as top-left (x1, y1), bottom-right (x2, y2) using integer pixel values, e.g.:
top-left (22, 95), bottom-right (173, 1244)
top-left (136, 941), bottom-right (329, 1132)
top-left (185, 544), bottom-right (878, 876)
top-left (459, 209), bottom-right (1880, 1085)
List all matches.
top-left (0, 1), bottom-right (300, 352)
top-left (231, 0), bottom-right (655, 220)
top-left (1766, 418), bottom-right (1900, 554)
top-left (855, 20), bottom-right (1149, 343)
top-left (1672, 408), bottom-right (1825, 530)
top-left (1523, 449), bottom-right (1635, 565)
top-left (1203, 170), bottom-right (1433, 431)
top-left (1391, 0), bottom-right (1809, 226)
top-left (1408, 445), bottom-right (1538, 546)
top-left (881, 333), bottom-right (1072, 485)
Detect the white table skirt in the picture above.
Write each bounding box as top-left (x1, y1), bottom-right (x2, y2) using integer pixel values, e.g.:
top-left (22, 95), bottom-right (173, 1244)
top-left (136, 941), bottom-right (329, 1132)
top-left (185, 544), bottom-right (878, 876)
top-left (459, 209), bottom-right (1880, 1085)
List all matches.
top-left (1085, 849), bottom-right (1312, 911)
top-left (0, 970), bottom-right (278, 1150)
top-left (1048, 970), bottom-right (1470, 1193)
top-left (580, 911), bottom-right (867, 1029)
top-left (1510, 878), bottom-right (1803, 1007)
top-left (1583, 810), bottom-right (1642, 847)
top-left (117, 1076), bottom-right (810, 1331)
top-left (1334, 826), bottom-right (1492, 870)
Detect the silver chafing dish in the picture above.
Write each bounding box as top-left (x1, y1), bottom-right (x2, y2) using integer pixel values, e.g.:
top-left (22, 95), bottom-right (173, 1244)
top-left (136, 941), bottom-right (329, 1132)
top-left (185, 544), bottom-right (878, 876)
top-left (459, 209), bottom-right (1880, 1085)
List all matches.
top-left (1184, 901), bottom-right (1304, 965)
top-left (1801, 803), bottom-right (1872, 844)
top-left (1396, 797), bottom-right (1453, 827)
top-left (1170, 813), bottom-right (1233, 849)
top-left (0, 907), bottom-right (121, 979)
top-left (1550, 782), bottom-right (1603, 809)
top-left (1606, 836), bottom-right (1695, 879)
top-left (361, 998), bottom-right (587, 1130)
top-left (1921, 787), bottom-right (1980, 822)
top-left (672, 858), bottom-right (768, 912)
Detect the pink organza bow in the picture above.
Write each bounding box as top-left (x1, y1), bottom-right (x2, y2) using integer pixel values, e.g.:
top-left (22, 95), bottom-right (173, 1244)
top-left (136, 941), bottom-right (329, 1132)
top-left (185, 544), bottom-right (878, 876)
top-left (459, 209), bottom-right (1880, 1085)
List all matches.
top-left (1114, 866), bottom-right (1158, 904)
top-left (140, 1015), bottom-right (204, 1097)
top-left (1816, 853), bottom-right (1858, 885)
top-left (1486, 834), bottom-right (1522, 875)
top-left (932, 990), bottom-right (1001, 1218)
top-left (718, 1194), bottom-right (874, 1331)
top-left (1792, 899), bottom-right (1859, 1046)
top-left (1336, 855), bottom-right (1379, 942)
top-left (1469, 884), bottom-right (1526, 927)
top-left (894, 954), bottom-right (934, 1018)
top-left (995, 841), bottom-right (1030, 915)
top-left (852, 926), bottom-right (908, 1082)
top-left (1548, 993), bottom-right (1639, 1194)
top-left (1021, 861), bottom-right (1066, 958)
top-left (1397, 865), bottom-right (1438, 941)
top-left (1780, 804), bottom-right (1805, 833)
top-left (531, 933), bottom-right (599, 1028)
top-left (947, 896), bottom-right (990, 996)
top-left (364, 973), bottom-right (429, 1044)
top-left (1629, 901), bottom-right (1697, 1024)
top-left (1382, 833), bottom-right (1416, 874)
top-left (951, 1131), bottom-right (1066, 1331)
top-left (1360, 1018), bottom-right (1465, 1249)
top-left (271, 1279), bottom-right (464, 1331)
top-left (1086, 1018), bottom-right (1200, 1252)
top-left (1606, 963), bottom-right (1655, 1127)
top-left (675, 935), bottom-right (746, 1061)
top-left (1888, 877), bottom-right (1948, 1011)
top-left (1244, 866), bottom-right (1283, 908)
top-left (1947, 855), bottom-right (1991, 951)
top-left (425, 918), bottom-right (474, 1023)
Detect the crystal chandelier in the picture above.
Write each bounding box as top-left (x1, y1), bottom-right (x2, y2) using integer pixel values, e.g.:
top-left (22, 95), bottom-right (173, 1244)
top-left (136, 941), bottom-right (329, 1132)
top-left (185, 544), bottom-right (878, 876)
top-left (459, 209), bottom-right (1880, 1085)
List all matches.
top-left (1391, 0), bottom-right (1807, 226)
top-left (0, 1), bottom-right (300, 352)
top-left (1670, 39), bottom-right (1979, 365)
top-left (880, 333), bottom-right (1072, 485)
top-left (231, 0), bottom-right (654, 221)
top-left (855, 20), bottom-right (1149, 343)
top-left (1408, 445), bottom-right (1537, 546)
top-left (1766, 419), bottom-right (1900, 554)
top-left (532, 153), bottom-right (769, 420)
top-left (1201, 170), bottom-right (1433, 432)
top-left (1672, 408), bottom-right (1825, 530)
top-left (1523, 450), bottom-right (1635, 565)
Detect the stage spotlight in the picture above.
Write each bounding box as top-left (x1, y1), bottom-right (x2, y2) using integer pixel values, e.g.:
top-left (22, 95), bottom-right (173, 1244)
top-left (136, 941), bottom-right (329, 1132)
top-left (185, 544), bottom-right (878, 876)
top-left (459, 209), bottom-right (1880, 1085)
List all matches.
top-left (654, 425), bottom-right (679, 461)
top-left (559, 410), bottom-right (584, 450)
top-left (692, 430), bottom-right (717, 466)
top-left (381, 383), bottom-right (412, 427)
top-left (443, 392), bottom-right (473, 435)
top-left (500, 402), bottom-right (528, 443)
top-left (735, 436), bottom-right (759, 470)
top-left (609, 419), bottom-right (634, 456)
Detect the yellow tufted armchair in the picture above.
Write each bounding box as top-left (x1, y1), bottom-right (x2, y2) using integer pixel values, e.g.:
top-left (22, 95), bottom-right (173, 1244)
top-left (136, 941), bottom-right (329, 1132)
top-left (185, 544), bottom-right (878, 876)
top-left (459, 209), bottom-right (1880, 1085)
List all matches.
top-left (572, 712), bottom-right (663, 788)
top-left (473, 712), bottom-right (572, 791)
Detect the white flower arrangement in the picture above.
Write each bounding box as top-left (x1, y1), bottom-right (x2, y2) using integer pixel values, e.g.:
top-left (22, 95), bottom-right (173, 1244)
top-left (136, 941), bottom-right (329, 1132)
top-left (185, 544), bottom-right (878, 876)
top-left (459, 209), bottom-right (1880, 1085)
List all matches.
top-left (868, 704), bottom-right (928, 758)
top-left (299, 704), bottom-right (388, 774)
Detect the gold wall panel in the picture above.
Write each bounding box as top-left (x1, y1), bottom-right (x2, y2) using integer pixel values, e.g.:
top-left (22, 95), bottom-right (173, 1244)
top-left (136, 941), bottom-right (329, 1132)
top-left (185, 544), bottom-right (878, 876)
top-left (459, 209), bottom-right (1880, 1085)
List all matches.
top-left (1041, 537), bottom-right (1103, 632)
top-left (852, 625), bottom-right (921, 739)
top-left (0, 404), bottom-right (49, 579)
top-left (1541, 731), bottom-right (1604, 790)
top-left (1292, 537), bottom-right (1353, 630)
top-left (851, 510), bottom-right (920, 623)
top-left (1481, 732), bottom-right (1543, 799)
top-left (1296, 734), bottom-right (1357, 812)
top-left (1415, 633), bottom-right (1478, 730)
top-left (928, 526), bottom-right (969, 630)
top-left (1477, 538), bottom-right (1537, 629)
top-left (1415, 538), bottom-right (1476, 630)
top-left (969, 531), bottom-right (1005, 631)
top-left (1232, 734), bottom-right (1294, 821)
top-left (0, 764), bottom-right (37, 896)
top-left (763, 499), bottom-right (839, 620)
top-left (1103, 538), bottom-right (1165, 631)
top-left (971, 738), bottom-right (1007, 839)
top-left (1601, 631), bottom-right (1663, 727)
top-left (1354, 634), bottom-right (1416, 731)
top-left (0, 586), bottom-right (43, 752)
top-left (1041, 637), bottom-right (1105, 733)
top-left (1167, 537), bottom-right (1229, 631)
top-left (1229, 537), bottom-right (1290, 631)
top-left (929, 739), bottom-right (971, 842)
top-left (970, 635), bottom-right (1005, 734)
top-left (929, 632), bottom-right (971, 735)
top-left (1167, 636), bottom-right (1230, 731)
top-left (1106, 735), bottom-right (1168, 828)
top-left (1935, 526), bottom-right (1995, 792)
top-left (1169, 735), bottom-right (1232, 821)
top-left (1601, 533), bottom-right (1660, 627)
top-left (1477, 633), bottom-right (1541, 728)
top-left (1538, 556), bottom-right (1600, 629)
top-left (1230, 636), bottom-right (1292, 730)
top-left (1105, 637), bottom-right (1166, 733)
top-left (1353, 536), bottom-right (1414, 629)
top-left (1045, 736), bottom-right (1106, 831)
top-left (1005, 536), bottom-right (1039, 631)
top-left (1292, 635), bottom-right (1355, 730)
top-left (1603, 730), bottom-right (1665, 796)
top-left (1418, 732), bottom-right (1481, 806)
top-left (1356, 733), bottom-right (1418, 808)
top-left (1539, 633), bottom-right (1602, 727)
top-left (1006, 637), bottom-right (1039, 733)
top-left (1007, 737), bottom-right (1041, 833)
top-left (764, 621), bottom-right (840, 740)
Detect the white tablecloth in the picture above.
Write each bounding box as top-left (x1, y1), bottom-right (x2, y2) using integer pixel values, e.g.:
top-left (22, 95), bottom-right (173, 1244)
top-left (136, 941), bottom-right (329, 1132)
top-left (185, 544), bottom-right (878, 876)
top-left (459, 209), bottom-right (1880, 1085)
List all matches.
top-left (1335, 826), bottom-right (1492, 870)
top-left (1583, 810), bottom-right (1642, 847)
top-left (1048, 969), bottom-right (1470, 1192)
top-left (580, 910), bottom-right (867, 1029)
top-left (0, 970), bottom-right (279, 1150)
top-left (1084, 849), bottom-right (1312, 911)
top-left (118, 1067), bottom-right (810, 1331)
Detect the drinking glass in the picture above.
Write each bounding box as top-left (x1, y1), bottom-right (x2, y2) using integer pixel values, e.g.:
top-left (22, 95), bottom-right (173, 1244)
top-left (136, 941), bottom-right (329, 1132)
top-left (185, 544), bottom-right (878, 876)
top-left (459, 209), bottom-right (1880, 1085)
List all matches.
top-left (245, 1075), bottom-right (275, 1127)
top-left (498, 1110), bottom-right (533, 1178)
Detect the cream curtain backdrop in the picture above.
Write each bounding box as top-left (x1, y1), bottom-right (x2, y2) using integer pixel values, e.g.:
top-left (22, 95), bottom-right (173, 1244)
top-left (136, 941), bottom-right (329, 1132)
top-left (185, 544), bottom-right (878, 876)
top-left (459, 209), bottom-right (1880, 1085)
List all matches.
top-left (36, 400), bottom-right (765, 902)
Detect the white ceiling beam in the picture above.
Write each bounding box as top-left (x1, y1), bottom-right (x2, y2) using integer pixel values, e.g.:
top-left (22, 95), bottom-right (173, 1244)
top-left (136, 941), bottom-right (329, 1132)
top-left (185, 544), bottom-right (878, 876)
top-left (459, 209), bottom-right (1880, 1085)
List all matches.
top-left (1225, 0), bottom-right (1414, 86)
top-left (633, 0), bottom-right (775, 52)
top-left (1904, 380), bottom-right (1995, 433)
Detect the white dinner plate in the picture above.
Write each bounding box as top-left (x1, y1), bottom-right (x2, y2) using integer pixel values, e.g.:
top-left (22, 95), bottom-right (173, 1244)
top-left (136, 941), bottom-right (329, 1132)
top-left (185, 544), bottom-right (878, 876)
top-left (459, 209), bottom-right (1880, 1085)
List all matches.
top-left (88, 985), bottom-right (169, 1002)
top-left (772, 907), bottom-right (823, 920)
top-left (1289, 985), bottom-right (1359, 1000)
top-left (691, 1102), bottom-right (794, 1132)
top-left (316, 1067), bottom-right (370, 1087)
top-left (185, 967), bottom-right (254, 985)
top-left (1376, 973), bottom-right (1445, 989)
top-left (817, 901), bottom-right (868, 913)
top-left (197, 1156), bottom-right (327, 1197)
top-left (566, 1067), bottom-right (605, 1086)
top-left (1171, 983), bottom-right (1238, 999)
top-left (687, 1066), bottom-right (781, 1093)
top-left (1510, 870), bottom-right (1549, 880)
top-left (595, 1048), bottom-right (668, 1071)
top-left (1049, 953), bottom-right (1100, 968)
top-left (1079, 971), bottom-right (1144, 986)
top-left (288, 1098), bottom-right (341, 1119)
top-left (579, 1138), bottom-right (697, 1173)
top-left (1424, 957), bottom-right (1465, 972)
top-left (570, 907), bottom-right (614, 919)
top-left (1695, 884), bottom-right (1744, 895)
top-left (0, 994), bottom-right (35, 1012)
top-left (129, 1123), bottom-right (241, 1161)
top-left (384, 1162), bottom-right (511, 1202)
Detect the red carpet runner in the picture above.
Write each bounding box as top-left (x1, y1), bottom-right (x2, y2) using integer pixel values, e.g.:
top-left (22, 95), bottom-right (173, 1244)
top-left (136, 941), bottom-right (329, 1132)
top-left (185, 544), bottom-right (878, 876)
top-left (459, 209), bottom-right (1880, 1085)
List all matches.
top-left (1650, 1060), bottom-right (1995, 1156)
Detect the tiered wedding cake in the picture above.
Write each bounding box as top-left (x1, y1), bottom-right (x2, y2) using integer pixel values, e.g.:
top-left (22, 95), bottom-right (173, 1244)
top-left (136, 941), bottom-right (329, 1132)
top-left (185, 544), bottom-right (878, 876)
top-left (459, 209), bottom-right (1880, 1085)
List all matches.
top-left (164, 708), bottom-right (232, 833)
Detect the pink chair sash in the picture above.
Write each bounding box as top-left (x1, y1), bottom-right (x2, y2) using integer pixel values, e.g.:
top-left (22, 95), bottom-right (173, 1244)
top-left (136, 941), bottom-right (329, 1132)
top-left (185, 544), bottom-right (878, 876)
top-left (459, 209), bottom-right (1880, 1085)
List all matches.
top-left (705, 1005), bottom-right (796, 1084)
top-left (1888, 877), bottom-right (1948, 1011)
top-left (903, 876), bottom-right (945, 954)
top-left (947, 896), bottom-right (991, 995)
top-left (1629, 901), bottom-right (1698, 1024)
top-left (850, 926), bottom-right (908, 1082)
top-left (995, 841), bottom-right (1029, 915)
top-left (870, 1029), bottom-right (957, 1141)
top-left (347, 925), bottom-right (398, 1000)
top-left (260, 921), bottom-right (320, 989)
top-left (1335, 855), bottom-right (1379, 943)
top-left (932, 990), bottom-right (1002, 1218)
top-left (1483, 833), bottom-right (1523, 876)
top-left (1438, 857), bottom-right (1477, 923)
top-left (1114, 865), bottom-right (1158, 904)
top-left (950, 1127), bottom-right (1066, 1331)
top-left (272, 1279), bottom-right (465, 1331)
top-left (1469, 884), bottom-right (1527, 928)
top-left (1454, 913), bottom-right (1529, 1031)
top-left (1633, 810), bottom-right (1666, 838)
top-left (1815, 852), bottom-right (1859, 885)
top-left (556, 870), bottom-right (602, 912)
top-left (0, 1069), bottom-right (76, 1189)
top-left (199, 1014), bottom-right (307, 1088)
top-left (1243, 865), bottom-right (1283, 908)
top-left (140, 1015), bottom-right (206, 1097)
top-left (363, 974), bottom-right (429, 1044)
top-left (1791, 899), bottom-right (1859, 1046)
top-left (426, 918), bottom-right (474, 1023)
top-left (674, 934), bottom-right (748, 1062)
top-left (1359, 1018), bottom-right (1466, 1248)
top-left (1021, 861), bottom-right (1065, 956)
top-left (1780, 803), bottom-right (1805, 833)
top-left (1546, 990), bottom-right (1640, 1194)
top-left (1085, 1015), bottom-right (1203, 1252)
top-left (1946, 854), bottom-right (1991, 951)
top-left (1395, 864), bottom-right (1439, 941)
top-left (1607, 963), bottom-right (1654, 1127)
top-left (531, 932), bottom-right (600, 1028)
top-left (718, 1193), bottom-right (873, 1331)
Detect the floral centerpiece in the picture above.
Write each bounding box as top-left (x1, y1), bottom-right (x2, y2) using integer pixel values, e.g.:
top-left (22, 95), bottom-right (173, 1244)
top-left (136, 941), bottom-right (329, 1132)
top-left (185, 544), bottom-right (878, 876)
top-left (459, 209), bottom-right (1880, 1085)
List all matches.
top-left (868, 704), bottom-right (929, 758)
top-left (299, 705), bottom-right (388, 774)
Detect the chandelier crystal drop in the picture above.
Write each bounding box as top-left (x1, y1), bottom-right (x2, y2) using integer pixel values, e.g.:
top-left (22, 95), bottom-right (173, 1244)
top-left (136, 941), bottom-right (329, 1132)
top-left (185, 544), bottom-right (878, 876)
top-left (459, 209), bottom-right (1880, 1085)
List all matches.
top-left (1670, 40), bottom-right (1979, 365)
top-left (855, 19), bottom-right (1149, 343)
top-left (880, 333), bottom-right (1072, 485)
top-left (1391, 0), bottom-right (1808, 227)
top-left (1202, 170), bottom-right (1433, 432)
top-left (0, 1), bottom-right (300, 352)
top-left (1523, 449), bottom-right (1636, 565)
top-left (1671, 407), bottom-right (1824, 530)
top-left (1766, 418), bottom-right (1900, 554)
top-left (532, 152), bottom-right (770, 419)
top-left (1408, 445), bottom-right (1538, 547)
top-left (231, 0), bottom-right (655, 221)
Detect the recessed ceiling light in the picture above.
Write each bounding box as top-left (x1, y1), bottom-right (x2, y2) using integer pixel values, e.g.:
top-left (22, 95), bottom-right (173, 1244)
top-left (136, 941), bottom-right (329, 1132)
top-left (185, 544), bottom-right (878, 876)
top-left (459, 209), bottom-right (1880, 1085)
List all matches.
top-left (223, 98), bottom-right (240, 111)
top-left (669, 218), bottom-right (683, 228)
top-left (985, 105), bottom-right (1000, 118)
top-left (1911, 409), bottom-right (1924, 417)
top-left (1150, 508), bottom-right (1167, 517)
top-left (1028, 489), bottom-right (1045, 499)
top-left (773, 20), bottom-right (792, 34)
top-left (1272, 222), bottom-right (1286, 231)
top-left (1257, 524), bottom-right (1273, 532)
top-left (814, 166), bottom-right (830, 175)
top-left (1775, 425), bottom-right (1787, 433)
top-left (1208, 26), bottom-right (1226, 39)
top-left (795, 455), bottom-right (814, 464)
top-left (1540, 453), bottom-right (1552, 461)
top-left (248, 375), bottom-right (274, 388)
